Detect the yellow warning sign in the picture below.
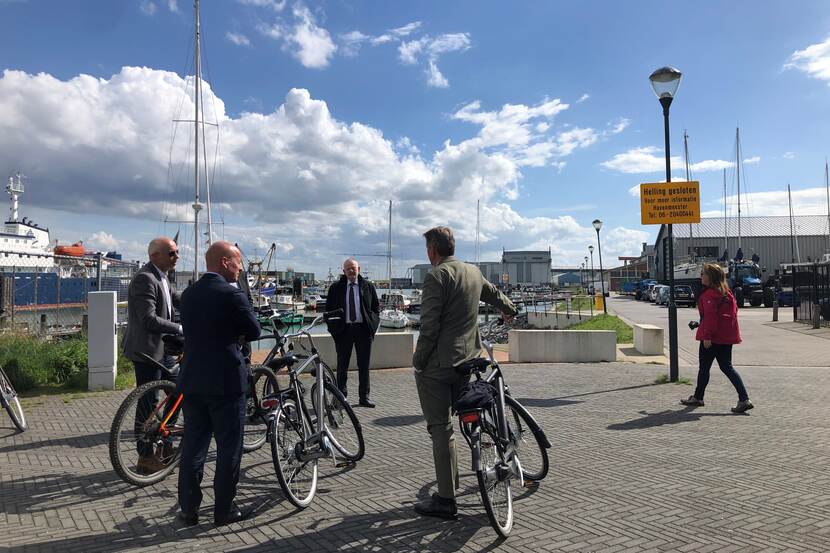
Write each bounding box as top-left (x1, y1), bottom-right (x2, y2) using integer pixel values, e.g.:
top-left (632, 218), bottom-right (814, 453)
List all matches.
top-left (640, 181), bottom-right (701, 225)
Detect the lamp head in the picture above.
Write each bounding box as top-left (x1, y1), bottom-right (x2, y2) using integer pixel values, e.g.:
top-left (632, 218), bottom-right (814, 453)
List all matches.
top-left (649, 66), bottom-right (682, 100)
top-left (588, 245), bottom-right (594, 254)
top-left (592, 219), bottom-right (602, 232)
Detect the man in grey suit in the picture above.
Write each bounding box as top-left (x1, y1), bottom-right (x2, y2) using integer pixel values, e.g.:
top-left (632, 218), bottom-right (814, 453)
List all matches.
top-left (123, 237), bottom-right (183, 474)
top-left (412, 226), bottom-right (517, 519)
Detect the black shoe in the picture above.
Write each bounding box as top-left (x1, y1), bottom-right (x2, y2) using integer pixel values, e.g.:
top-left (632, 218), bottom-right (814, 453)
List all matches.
top-left (214, 504), bottom-right (253, 526)
top-left (414, 493), bottom-right (457, 519)
top-left (359, 398), bottom-right (375, 408)
top-left (177, 511), bottom-right (199, 526)
top-left (680, 395), bottom-right (704, 407)
top-left (731, 399), bottom-right (754, 414)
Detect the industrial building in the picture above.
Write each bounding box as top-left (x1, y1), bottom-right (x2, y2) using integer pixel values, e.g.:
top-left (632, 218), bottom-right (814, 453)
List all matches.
top-left (501, 250), bottom-right (552, 285)
top-left (410, 249), bottom-right (553, 287)
top-left (653, 215), bottom-right (830, 281)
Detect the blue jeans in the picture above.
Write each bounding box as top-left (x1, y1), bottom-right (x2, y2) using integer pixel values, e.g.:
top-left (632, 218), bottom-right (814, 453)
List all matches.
top-left (694, 343), bottom-right (749, 402)
top-left (134, 356), bottom-right (177, 457)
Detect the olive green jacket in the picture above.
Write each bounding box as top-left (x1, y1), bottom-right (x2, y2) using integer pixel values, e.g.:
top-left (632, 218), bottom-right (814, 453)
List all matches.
top-left (413, 256), bottom-right (518, 372)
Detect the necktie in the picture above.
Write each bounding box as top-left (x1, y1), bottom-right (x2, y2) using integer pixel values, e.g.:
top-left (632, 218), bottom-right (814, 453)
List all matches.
top-left (349, 283), bottom-right (357, 322)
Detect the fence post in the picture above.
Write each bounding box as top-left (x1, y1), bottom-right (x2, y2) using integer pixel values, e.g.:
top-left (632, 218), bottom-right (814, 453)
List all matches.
top-left (33, 268), bottom-right (39, 334)
top-left (813, 303), bottom-right (821, 329)
top-left (96, 253), bottom-right (103, 292)
top-left (87, 291), bottom-right (117, 391)
top-left (10, 265), bottom-right (15, 327)
top-left (772, 298), bottom-right (778, 322)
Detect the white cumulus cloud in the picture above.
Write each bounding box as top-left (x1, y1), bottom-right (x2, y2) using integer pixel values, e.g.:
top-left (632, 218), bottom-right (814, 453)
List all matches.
top-left (0, 66), bottom-right (648, 271)
top-left (226, 31), bottom-right (251, 47)
top-left (784, 36), bottom-right (830, 83)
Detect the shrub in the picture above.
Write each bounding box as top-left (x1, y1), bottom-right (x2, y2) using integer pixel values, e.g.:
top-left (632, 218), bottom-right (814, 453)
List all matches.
top-left (0, 334), bottom-right (88, 392)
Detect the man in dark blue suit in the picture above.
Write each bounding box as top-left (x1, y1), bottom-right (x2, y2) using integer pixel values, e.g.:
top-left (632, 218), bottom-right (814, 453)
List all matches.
top-left (176, 241), bottom-right (261, 526)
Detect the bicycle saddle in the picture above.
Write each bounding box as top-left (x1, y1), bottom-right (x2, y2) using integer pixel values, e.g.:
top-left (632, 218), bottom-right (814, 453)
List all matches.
top-left (267, 354), bottom-right (299, 371)
top-left (455, 358), bottom-right (492, 375)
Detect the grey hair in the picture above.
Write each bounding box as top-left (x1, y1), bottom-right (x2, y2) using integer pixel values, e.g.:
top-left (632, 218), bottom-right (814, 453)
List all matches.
top-left (148, 237), bottom-right (172, 257)
top-left (343, 257), bottom-right (359, 269)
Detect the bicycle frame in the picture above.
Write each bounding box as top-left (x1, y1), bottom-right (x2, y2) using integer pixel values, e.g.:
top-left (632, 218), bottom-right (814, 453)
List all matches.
top-left (266, 311), bottom-right (343, 464)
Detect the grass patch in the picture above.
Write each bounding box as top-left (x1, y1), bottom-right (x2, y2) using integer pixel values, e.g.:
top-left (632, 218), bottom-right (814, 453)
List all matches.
top-left (569, 314), bottom-right (633, 343)
top-left (654, 374), bottom-right (692, 385)
top-left (554, 296), bottom-right (595, 313)
top-left (0, 333), bottom-right (135, 395)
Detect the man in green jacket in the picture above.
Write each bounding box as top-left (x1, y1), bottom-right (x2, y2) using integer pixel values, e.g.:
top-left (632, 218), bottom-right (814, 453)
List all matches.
top-left (413, 226), bottom-right (517, 519)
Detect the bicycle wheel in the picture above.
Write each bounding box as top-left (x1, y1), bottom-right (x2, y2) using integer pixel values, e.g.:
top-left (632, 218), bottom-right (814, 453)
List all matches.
top-left (476, 420), bottom-right (513, 538)
top-left (0, 366), bottom-right (26, 432)
top-left (243, 366), bottom-right (279, 452)
top-left (505, 395), bottom-right (549, 482)
top-left (270, 397), bottom-right (318, 509)
top-left (109, 380), bottom-right (184, 487)
top-left (311, 380), bottom-right (365, 462)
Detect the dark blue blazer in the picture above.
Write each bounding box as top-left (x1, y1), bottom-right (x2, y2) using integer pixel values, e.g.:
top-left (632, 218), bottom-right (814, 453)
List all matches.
top-left (178, 273), bottom-right (261, 396)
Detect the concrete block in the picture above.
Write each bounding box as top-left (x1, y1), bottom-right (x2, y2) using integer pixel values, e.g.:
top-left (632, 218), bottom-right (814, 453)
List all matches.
top-left (633, 324), bottom-right (664, 355)
top-left (508, 329), bottom-right (616, 363)
top-left (295, 332), bottom-right (414, 370)
top-left (87, 291), bottom-right (117, 391)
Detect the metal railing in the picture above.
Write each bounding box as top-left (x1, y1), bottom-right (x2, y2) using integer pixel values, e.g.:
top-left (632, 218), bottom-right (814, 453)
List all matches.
top-left (783, 262), bottom-right (830, 328)
top-left (0, 254), bottom-right (138, 336)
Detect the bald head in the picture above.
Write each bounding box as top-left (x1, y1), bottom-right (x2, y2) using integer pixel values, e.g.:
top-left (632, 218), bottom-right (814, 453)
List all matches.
top-left (148, 237), bottom-right (179, 272)
top-left (205, 241), bottom-right (243, 282)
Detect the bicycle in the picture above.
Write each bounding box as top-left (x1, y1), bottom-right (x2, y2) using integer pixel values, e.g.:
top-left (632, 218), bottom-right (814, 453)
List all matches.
top-left (0, 365), bottom-right (27, 432)
top-left (108, 335), bottom-right (279, 487)
top-left (455, 318), bottom-right (551, 537)
top-left (265, 308), bottom-right (365, 509)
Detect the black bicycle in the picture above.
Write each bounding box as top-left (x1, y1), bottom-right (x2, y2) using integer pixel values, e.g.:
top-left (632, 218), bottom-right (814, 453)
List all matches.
top-left (455, 319), bottom-right (551, 537)
top-left (0, 365), bottom-right (26, 432)
top-left (108, 335), bottom-right (279, 487)
top-left (265, 309), bottom-right (365, 509)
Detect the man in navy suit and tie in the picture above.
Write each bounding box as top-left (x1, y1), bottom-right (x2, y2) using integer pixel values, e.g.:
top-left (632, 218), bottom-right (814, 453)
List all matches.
top-left (176, 241), bottom-right (261, 526)
top-left (325, 257), bottom-right (380, 408)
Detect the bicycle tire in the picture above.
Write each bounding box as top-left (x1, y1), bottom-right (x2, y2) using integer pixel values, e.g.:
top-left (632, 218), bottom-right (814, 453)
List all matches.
top-left (311, 380), bottom-right (364, 463)
top-left (270, 397), bottom-right (318, 509)
top-left (505, 395), bottom-right (549, 482)
top-left (0, 366), bottom-right (27, 432)
top-left (476, 420), bottom-right (514, 538)
top-left (243, 366), bottom-right (279, 452)
top-left (109, 380), bottom-right (184, 487)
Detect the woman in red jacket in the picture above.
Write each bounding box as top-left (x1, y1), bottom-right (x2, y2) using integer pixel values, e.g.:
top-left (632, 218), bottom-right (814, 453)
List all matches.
top-left (681, 263), bottom-right (754, 413)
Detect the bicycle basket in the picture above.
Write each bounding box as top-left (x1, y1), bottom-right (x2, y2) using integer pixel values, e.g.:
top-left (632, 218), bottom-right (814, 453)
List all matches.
top-left (454, 379), bottom-right (495, 412)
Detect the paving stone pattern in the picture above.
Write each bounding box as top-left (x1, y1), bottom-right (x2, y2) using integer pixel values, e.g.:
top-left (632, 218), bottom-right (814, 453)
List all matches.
top-left (1, 362), bottom-right (829, 552)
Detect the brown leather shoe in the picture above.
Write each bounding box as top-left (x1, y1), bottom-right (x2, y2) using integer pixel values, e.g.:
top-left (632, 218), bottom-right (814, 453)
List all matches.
top-left (136, 454), bottom-right (167, 474)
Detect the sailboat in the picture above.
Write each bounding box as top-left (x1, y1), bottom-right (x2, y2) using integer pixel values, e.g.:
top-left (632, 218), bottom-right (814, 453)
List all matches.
top-left (379, 200), bottom-right (409, 329)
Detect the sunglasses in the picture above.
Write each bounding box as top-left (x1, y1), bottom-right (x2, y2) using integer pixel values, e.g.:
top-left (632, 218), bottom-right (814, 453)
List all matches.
top-left (168, 250), bottom-right (180, 257)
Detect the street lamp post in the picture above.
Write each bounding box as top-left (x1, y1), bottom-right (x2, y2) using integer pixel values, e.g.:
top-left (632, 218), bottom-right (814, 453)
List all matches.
top-left (593, 219), bottom-right (607, 315)
top-left (650, 66), bottom-right (683, 383)
top-left (588, 245), bottom-right (595, 296)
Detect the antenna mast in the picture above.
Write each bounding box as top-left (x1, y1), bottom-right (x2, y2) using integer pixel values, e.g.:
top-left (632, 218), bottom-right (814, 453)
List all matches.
top-left (6, 172), bottom-right (24, 222)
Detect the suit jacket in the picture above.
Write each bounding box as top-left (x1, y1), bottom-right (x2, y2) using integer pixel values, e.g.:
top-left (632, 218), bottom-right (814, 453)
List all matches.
top-left (122, 262), bottom-right (182, 363)
top-left (177, 273), bottom-right (261, 396)
top-left (325, 275), bottom-right (381, 340)
top-left (413, 257), bottom-right (517, 372)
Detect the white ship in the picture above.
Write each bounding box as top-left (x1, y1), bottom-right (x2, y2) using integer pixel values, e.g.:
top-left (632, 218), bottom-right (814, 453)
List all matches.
top-left (1, 173), bottom-right (55, 272)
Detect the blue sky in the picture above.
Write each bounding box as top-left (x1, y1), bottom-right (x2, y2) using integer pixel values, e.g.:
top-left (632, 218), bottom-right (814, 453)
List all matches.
top-left (2, 0), bottom-right (830, 279)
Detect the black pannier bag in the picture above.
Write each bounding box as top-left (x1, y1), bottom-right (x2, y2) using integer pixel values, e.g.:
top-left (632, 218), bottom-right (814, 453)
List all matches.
top-left (454, 379), bottom-right (495, 412)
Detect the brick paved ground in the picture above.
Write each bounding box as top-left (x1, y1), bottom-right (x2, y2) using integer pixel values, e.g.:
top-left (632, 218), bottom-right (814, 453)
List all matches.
top-left (1, 360), bottom-right (829, 552)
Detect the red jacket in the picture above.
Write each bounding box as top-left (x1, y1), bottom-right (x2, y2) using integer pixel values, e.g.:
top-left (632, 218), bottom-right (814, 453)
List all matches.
top-left (695, 287), bottom-right (741, 344)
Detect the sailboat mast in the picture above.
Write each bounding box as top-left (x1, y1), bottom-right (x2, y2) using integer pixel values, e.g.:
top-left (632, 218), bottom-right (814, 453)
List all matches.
top-left (192, 0), bottom-right (203, 279)
top-left (736, 127), bottom-right (742, 250)
top-left (387, 200), bottom-right (392, 289)
top-left (476, 199), bottom-right (480, 266)
top-left (723, 168), bottom-right (728, 256)
top-left (788, 184), bottom-right (798, 263)
top-left (683, 130), bottom-right (692, 249)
